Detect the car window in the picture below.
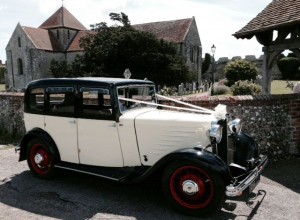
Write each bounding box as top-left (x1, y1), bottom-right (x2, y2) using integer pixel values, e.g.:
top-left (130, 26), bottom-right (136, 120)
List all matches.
top-left (79, 87), bottom-right (113, 120)
top-left (46, 87), bottom-right (75, 117)
top-left (117, 85), bottom-right (156, 113)
top-left (26, 88), bottom-right (45, 114)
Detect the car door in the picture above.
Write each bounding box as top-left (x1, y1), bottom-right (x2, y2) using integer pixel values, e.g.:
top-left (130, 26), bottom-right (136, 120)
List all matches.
top-left (77, 86), bottom-right (123, 167)
top-left (44, 86), bottom-right (79, 163)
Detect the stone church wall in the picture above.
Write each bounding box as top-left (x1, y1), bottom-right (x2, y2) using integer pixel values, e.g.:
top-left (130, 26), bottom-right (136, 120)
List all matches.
top-left (183, 19), bottom-right (202, 81)
top-left (6, 46), bottom-right (66, 90)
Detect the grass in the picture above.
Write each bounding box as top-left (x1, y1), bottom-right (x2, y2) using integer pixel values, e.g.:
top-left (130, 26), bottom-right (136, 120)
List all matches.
top-left (271, 80), bottom-right (298, 94)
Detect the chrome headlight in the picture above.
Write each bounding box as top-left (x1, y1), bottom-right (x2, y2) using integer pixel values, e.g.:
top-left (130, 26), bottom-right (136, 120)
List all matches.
top-left (209, 124), bottom-right (223, 143)
top-left (228, 119), bottom-right (242, 133)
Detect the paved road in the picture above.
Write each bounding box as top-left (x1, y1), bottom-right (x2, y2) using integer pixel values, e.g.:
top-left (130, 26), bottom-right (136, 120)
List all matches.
top-left (0, 146), bottom-right (300, 220)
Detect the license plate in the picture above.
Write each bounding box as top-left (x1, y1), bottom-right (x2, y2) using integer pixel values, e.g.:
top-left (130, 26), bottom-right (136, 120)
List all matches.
top-left (248, 175), bottom-right (260, 194)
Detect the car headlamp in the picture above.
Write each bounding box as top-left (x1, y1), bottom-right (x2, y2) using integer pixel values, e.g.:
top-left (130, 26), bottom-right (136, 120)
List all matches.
top-left (228, 119), bottom-right (242, 133)
top-left (209, 124), bottom-right (223, 143)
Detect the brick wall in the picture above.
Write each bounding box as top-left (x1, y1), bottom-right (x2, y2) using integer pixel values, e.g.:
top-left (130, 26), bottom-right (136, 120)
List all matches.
top-left (0, 92), bottom-right (299, 157)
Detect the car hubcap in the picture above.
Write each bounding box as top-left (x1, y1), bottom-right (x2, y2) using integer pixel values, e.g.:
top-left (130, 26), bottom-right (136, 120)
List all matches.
top-left (170, 166), bottom-right (215, 209)
top-left (182, 180), bottom-right (199, 195)
top-left (34, 153), bottom-right (44, 165)
top-left (30, 144), bottom-right (51, 175)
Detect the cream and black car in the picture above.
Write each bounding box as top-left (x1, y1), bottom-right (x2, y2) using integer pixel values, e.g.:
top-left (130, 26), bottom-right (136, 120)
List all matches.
top-left (16, 77), bottom-right (267, 216)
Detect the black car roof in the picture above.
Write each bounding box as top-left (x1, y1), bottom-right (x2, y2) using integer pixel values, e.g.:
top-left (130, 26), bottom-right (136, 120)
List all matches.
top-left (25, 77), bottom-right (155, 90)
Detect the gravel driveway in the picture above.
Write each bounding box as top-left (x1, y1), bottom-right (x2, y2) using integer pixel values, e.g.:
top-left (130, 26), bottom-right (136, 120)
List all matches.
top-left (0, 146), bottom-right (299, 220)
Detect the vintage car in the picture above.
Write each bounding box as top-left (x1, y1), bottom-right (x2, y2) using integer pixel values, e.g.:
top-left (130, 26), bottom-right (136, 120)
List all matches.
top-left (16, 77), bottom-right (267, 216)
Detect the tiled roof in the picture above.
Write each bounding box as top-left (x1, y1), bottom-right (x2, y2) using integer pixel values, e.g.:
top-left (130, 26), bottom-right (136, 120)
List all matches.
top-left (133, 18), bottom-right (193, 43)
top-left (67, 30), bottom-right (93, 51)
top-left (22, 6), bottom-right (88, 52)
top-left (234, 0), bottom-right (300, 38)
top-left (39, 7), bottom-right (87, 30)
top-left (23, 26), bottom-right (63, 51)
top-left (21, 7), bottom-right (194, 53)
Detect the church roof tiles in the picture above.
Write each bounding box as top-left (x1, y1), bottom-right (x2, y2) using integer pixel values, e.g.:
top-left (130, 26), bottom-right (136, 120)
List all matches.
top-left (67, 30), bottom-right (92, 51)
top-left (39, 7), bottom-right (87, 30)
top-left (23, 26), bottom-right (63, 51)
top-left (20, 6), bottom-right (87, 52)
top-left (18, 6), bottom-right (193, 53)
top-left (133, 18), bottom-right (193, 43)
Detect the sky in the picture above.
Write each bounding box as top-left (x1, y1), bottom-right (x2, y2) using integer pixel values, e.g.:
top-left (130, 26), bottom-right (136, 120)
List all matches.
top-left (0, 0), bottom-right (273, 63)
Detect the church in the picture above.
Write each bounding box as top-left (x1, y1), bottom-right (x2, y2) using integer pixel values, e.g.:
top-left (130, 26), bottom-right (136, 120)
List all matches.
top-left (5, 6), bottom-right (202, 90)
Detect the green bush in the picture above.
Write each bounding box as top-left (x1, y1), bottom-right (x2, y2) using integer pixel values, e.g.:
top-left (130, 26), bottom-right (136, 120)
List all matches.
top-left (212, 84), bottom-right (231, 95)
top-left (217, 78), bottom-right (228, 86)
top-left (231, 80), bottom-right (262, 95)
top-left (277, 57), bottom-right (300, 80)
top-left (224, 60), bottom-right (259, 86)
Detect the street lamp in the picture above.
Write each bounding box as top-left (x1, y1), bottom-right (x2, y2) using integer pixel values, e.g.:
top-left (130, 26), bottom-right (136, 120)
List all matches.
top-left (211, 44), bottom-right (216, 96)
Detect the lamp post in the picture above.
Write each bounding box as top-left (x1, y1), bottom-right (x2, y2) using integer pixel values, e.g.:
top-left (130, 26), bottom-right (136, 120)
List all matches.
top-left (211, 44), bottom-right (216, 96)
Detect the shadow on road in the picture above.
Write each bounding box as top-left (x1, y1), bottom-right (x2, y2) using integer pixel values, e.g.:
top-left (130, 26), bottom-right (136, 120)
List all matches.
top-left (0, 169), bottom-right (254, 220)
top-left (2, 156), bottom-right (299, 219)
top-left (262, 156), bottom-right (300, 194)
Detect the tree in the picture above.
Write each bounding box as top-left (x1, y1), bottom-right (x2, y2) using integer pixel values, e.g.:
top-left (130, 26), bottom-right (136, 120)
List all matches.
top-left (49, 60), bottom-right (72, 78)
top-left (224, 60), bottom-right (258, 86)
top-left (277, 56), bottom-right (300, 80)
top-left (63, 12), bottom-right (192, 86)
top-left (201, 53), bottom-right (211, 78)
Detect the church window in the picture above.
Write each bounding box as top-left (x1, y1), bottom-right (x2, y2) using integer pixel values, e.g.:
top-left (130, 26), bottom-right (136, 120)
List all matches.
top-left (67, 30), bottom-right (70, 39)
top-left (18, 37), bottom-right (21, 47)
top-left (17, 58), bottom-right (24, 75)
top-left (56, 30), bottom-right (60, 39)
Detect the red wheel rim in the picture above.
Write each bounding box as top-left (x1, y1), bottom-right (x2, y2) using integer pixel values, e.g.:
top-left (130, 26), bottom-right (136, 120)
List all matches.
top-left (30, 144), bottom-right (52, 175)
top-left (170, 166), bottom-right (215, 209)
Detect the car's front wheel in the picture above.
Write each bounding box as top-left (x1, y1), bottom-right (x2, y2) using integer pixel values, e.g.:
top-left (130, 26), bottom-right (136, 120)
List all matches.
top-left (26, 138), bottom-right (56, 179)
top-left (162, 161), bottom-right (224, 216)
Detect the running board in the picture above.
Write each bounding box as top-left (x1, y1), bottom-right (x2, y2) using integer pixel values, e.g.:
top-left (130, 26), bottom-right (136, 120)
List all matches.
top-left (54, 162), bottom-right (135, 182)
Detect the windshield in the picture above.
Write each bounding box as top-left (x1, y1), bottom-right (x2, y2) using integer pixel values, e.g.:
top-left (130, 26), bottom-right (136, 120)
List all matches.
top-left (117, 84), bottom-right (157, 113)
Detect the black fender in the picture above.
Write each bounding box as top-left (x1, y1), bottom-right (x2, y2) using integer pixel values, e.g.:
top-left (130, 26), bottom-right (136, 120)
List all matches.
top-left (229, 131), bottom-right (259, 167)
top-left (126, 147), bottom-right (232, 184)
top-left (18, 128), bottom-right (60, 162)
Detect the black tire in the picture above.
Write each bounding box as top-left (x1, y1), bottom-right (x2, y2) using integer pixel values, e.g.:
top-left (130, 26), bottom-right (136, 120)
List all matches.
top-left (162, 160), bottom-right (224, 216)
top-left (26, 138), bottom-right (56, 179)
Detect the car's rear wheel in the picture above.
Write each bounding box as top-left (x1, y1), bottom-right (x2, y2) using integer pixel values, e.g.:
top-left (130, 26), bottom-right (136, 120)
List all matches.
top-left (27, 138), bottom-right (56, 179)
top-left (162, 161), bottom-right (224, 216)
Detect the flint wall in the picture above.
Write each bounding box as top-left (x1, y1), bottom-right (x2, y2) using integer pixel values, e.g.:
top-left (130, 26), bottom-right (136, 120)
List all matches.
top-left (0, 92), bottom-right (299, 158)
top-left (161, 94), bottom-right (300, 157)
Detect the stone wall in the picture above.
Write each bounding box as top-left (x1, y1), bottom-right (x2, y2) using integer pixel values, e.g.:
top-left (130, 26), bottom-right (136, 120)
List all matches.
top-left (0, 92), bottom-right (299, 158)
top-left (0, 92), bottom-right (25, 142)
top-left (161, 94), bottom-right (300, 157)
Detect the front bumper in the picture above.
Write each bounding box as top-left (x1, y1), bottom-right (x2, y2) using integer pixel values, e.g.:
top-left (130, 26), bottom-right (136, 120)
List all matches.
top-left (225, 155), bottom-right (268, 197)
